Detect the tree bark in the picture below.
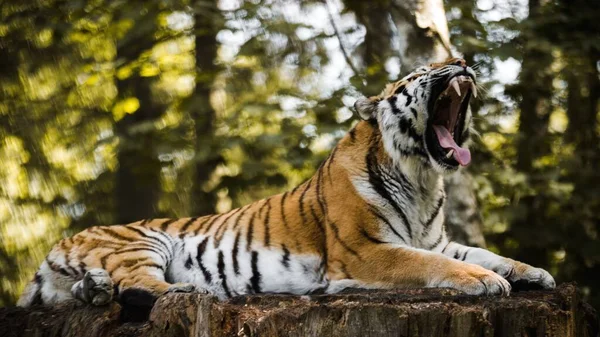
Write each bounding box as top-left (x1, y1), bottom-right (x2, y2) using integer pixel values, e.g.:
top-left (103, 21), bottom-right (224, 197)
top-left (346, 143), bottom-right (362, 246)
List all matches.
top-left (0, 284), bottom-right (597, 337)
top-left (443, 170), bottom-right (486, 247)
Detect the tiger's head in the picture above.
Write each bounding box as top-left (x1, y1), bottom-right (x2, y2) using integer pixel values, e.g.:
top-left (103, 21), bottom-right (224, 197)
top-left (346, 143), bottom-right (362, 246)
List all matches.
top-left (354, 58), bottom-right (477, 173)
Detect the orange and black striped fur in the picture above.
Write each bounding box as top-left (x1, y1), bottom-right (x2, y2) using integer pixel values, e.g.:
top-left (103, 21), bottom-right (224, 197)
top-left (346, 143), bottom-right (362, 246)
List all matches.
top-left (18, 59), bottom-right (555, 308)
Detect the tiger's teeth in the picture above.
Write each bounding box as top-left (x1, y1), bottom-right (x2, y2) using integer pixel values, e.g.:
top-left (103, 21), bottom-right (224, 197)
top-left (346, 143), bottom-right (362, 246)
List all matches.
top-left (451, 78), bottom-right (461, 96)
top-left (471, 82), bottom-right (477, 98)
top-left (445, 149), bottom-right (454, 159)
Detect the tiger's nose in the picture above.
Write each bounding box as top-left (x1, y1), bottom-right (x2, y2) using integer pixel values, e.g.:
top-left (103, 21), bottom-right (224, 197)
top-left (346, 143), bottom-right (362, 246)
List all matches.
top-left (453, 58), bottom-right (467, 68)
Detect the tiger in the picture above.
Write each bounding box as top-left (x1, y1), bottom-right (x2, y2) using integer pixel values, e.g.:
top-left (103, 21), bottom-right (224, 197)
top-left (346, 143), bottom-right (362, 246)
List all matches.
top-left (17, 58), bottom-right (555, 308)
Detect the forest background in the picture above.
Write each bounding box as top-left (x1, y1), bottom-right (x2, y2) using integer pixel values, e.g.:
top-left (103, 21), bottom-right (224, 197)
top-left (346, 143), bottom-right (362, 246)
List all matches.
top-left (1, 0), bottom-right (599, 311)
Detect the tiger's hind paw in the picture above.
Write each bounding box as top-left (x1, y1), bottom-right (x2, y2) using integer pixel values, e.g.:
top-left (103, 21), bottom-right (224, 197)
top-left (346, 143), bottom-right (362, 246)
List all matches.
top-left (72, 268), bottom-right (114, 306)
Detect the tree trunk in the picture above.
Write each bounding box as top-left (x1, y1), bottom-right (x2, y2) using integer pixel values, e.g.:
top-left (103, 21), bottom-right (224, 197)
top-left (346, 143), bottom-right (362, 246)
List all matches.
top-left (343, 0), bottom-right (395, 96)
top-left (188, 0), bottom-right (224, 216)
top-left (507, 0), bottom-right (555, 268)
top-left (565, 54), bottom-right (600, 182)
top-left (390, 0), bottom-right (452, 71)
top-left (444, 170), bottom-right (486, 247)
top-left (1, 284), bottom-right (597, 337)
top-left (515, 0), bottom-right (553, 173)
top-left (114, 76), bottom-right (164, 223)
top-left (113, 7), bottom-right (164, 223)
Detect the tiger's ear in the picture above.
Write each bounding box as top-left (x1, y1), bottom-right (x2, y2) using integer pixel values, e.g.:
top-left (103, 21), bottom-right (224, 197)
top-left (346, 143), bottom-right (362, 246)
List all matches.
top-left (354, 96), bottom-right (378, 120)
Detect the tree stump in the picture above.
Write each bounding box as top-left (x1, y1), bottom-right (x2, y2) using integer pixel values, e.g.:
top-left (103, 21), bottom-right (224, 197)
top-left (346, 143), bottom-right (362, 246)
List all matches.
top-left (0, 283), bottom-right (597, 337)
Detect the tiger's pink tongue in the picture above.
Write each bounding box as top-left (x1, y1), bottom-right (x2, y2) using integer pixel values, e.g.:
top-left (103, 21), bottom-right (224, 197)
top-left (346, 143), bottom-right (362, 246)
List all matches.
top-left (432, 125), bottom-right (471, 166)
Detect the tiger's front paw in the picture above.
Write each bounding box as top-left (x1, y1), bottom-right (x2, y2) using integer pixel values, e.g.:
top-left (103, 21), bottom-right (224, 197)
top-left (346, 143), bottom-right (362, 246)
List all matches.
top-left (436, 263), bottom-right (511, 296)
top-left (494, 261), bottom-right (555, 290)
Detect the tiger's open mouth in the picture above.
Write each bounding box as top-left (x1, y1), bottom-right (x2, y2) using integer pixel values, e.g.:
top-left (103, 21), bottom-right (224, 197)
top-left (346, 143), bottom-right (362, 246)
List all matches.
top-left (426, 74), bottom-right (476, 167)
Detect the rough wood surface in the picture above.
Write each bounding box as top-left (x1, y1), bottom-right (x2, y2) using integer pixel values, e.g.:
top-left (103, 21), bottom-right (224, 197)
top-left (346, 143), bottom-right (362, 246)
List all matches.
top-left (0, 283), bottom-right (597, 337)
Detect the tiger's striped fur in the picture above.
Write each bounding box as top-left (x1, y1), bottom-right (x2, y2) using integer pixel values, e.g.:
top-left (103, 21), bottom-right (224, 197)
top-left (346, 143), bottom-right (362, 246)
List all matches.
top-left (18, 58), bottom-right (554, 307)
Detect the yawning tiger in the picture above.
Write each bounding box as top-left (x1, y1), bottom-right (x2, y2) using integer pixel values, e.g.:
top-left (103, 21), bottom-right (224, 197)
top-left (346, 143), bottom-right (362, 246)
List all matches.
top-left (18, 58), bottom-right (555, 308)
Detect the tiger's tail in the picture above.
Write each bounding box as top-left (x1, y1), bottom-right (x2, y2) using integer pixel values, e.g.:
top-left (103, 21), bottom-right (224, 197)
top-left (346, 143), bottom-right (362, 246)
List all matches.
top-left (16, 273), bottom-right (42, 307)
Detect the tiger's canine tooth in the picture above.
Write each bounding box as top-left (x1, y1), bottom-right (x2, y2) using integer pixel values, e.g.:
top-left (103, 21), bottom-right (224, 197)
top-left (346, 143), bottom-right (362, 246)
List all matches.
top-left (471, 82), bottom-right (477, 98)
top-left (451, 78), bottom-right (461, 96)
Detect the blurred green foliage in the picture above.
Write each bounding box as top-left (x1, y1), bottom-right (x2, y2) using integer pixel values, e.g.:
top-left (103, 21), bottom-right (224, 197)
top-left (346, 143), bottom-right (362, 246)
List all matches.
top-left (1, 0), bottom-right (599, 311)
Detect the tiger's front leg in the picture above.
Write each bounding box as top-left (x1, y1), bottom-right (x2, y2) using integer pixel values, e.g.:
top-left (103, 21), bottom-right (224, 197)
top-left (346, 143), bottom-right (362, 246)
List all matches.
top-left (442, 242), bottom-right (555, 290)
top-left (330, 245), bottom-right (511, 295)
